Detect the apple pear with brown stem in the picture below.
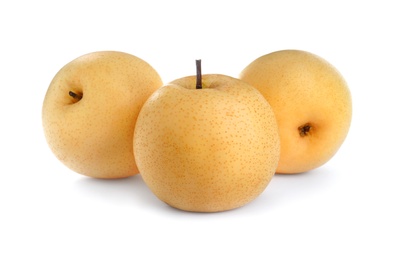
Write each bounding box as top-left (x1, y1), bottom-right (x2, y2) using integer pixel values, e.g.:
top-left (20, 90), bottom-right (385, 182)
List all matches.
top-left (133, 60), bottom-right (280, 212)
top-left (42, 51), bottom-right (163, 178)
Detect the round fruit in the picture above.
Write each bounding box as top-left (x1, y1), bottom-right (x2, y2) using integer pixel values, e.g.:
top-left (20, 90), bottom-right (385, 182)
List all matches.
top-left (134, 73), bottom-right (280, 212)
top-left (240, 50), bottom-right (352, 174)
top-left (42, 51), bottom-right (163, 178)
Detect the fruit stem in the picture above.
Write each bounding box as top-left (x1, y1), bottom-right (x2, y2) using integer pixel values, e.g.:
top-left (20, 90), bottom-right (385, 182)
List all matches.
top-left (69, 91), bottom-right (83, 101)
top-left (196, 59), bottom-right (202, 89)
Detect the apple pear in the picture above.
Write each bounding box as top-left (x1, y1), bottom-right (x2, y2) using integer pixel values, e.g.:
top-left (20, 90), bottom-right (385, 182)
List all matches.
top-left (239, 50), bottom-right (352, 174)
top-left (133, 61), bottom-right (280, 212)
top-left (42, 51), bottom-right (163, 178)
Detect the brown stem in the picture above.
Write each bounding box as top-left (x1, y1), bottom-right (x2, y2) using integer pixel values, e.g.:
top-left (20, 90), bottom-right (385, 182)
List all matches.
top-left (69, 91), bottom-right (83, 101)
top-left (196, 59), bottom-right (202, 89)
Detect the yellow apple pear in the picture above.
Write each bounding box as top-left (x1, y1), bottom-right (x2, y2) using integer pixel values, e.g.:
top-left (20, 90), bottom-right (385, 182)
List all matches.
top-left (133, 61), bottom-right (280, 212)
top-left (240, 50), bottom-right (352, 174)
top-left (42, 51), bottom-right (163, 178)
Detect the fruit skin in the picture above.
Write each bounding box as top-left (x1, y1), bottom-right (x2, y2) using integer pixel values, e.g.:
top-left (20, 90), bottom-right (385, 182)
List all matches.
top-left (239, 49), bottom-right (352, 174)
top-left (42, 51), bottom-right (163, 178)
top-left (133, 74), bottom-right (280, 212)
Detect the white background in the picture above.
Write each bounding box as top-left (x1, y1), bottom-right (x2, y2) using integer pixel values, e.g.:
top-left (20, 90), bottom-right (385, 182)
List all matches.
top-left (1, 0), bottom-right (395, 259)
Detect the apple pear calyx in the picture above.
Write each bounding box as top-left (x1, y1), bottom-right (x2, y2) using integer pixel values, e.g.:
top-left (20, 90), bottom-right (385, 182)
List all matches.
top-left (69, 90), bottom-right (83, 101)
top-left (196, 59), bottom-right (202, 89)
top-left (298, 123), bottom-right (312, 137)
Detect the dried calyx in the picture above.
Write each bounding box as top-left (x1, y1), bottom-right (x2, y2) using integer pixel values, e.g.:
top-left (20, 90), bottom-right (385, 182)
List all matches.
top-left (299, 123), bottom-right (312, 137)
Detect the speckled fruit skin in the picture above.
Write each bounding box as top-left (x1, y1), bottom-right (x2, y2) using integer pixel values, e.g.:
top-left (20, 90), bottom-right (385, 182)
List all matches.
top-left (42, 51), bottom-right (163, 178)
top-left (240, 50), bottom-right (352, 174)
top-left (133, 74), bottom-right (280, 212)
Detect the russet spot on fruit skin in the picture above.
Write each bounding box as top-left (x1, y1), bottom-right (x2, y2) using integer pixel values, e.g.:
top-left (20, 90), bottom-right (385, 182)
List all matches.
top-left (240, 50), bottom-right (352, 174)
top-left (134, 75), bottom-right (280, 212)
top-left (42, 51), bottom-right (163, 178)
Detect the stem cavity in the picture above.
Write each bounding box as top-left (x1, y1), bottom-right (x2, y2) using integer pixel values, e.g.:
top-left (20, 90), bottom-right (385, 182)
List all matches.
top-left (196, 59), bottom-right (202, 89)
